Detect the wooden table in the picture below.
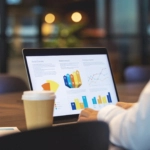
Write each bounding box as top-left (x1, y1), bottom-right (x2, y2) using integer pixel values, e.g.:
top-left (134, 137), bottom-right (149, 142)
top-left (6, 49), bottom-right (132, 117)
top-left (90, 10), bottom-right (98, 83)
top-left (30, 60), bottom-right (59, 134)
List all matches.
top-left (0, 82), bottom-right (147, 131)
top-left (116, 82), bottom-right (147, 102)
top-left (0, 92), bottom-right (26, 131)
top-left (0, 82), bottom-right (147, 150)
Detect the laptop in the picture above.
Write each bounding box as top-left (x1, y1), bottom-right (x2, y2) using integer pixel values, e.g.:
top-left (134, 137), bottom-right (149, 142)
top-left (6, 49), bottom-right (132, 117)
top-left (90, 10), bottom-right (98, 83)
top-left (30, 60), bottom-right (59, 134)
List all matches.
top-left (22, 47), bottom-right (119, 125)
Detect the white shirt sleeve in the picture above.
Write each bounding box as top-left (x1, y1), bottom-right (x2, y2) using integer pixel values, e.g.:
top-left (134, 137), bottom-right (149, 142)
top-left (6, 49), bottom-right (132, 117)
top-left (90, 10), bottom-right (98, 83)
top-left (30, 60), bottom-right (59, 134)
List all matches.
top-left (97, 81), bottom-right (150, 150)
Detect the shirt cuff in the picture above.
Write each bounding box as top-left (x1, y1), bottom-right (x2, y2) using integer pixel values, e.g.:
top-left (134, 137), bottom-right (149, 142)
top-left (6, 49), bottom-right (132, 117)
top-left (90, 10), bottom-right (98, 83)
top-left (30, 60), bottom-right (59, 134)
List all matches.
top-left (97, 104), bottom-right (125, 122)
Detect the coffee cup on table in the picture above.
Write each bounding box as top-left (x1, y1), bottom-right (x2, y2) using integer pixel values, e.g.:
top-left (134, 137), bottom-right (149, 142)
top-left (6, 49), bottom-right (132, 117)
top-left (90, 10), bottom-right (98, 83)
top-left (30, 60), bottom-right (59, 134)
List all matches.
top-left (22, 91), bottom-right (55, 130)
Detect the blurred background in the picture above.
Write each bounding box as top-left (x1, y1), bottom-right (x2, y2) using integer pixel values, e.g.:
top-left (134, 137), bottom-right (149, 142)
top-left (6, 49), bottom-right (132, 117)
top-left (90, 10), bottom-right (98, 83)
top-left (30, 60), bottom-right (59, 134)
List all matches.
top-left (0, 0), bottom-right (150, 85)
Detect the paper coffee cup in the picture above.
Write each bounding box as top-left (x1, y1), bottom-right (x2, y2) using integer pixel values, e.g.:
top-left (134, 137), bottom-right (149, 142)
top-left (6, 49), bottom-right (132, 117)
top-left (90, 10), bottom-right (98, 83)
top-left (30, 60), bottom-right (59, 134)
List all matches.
top-left (22, 91), bottom-right (55, 130)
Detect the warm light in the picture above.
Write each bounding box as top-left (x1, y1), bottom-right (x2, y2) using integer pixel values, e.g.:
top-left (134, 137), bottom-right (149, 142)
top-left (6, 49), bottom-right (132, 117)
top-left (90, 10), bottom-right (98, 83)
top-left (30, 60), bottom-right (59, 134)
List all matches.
top-left (71, 12), bottom-right (82, 22)
top-left (41, 23), bottom-right (54, 36)
top-left (45, 13), bottom-right (55, 24)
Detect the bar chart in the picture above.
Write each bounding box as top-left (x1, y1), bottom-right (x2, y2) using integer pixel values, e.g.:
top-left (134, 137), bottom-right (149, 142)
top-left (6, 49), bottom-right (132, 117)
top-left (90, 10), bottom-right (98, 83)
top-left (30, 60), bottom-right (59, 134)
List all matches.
top-left (63, 70), bottom-right (82, 88)
top-left (92, 92), bottom-right (112, 105)
top-left (71, 92), bottom-right (112, 110)
top-left (71, 96), bottom-right (88, 110)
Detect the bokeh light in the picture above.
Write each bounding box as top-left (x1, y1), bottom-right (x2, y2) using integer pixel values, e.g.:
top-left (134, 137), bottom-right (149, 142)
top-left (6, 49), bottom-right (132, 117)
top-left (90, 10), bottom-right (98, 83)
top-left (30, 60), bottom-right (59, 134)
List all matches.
top-left (45, 13), bottom-right (55, 24)
top-left (41, 23), bottom-right (54, 36)
top-left (71, 12), bottom-right (82, 22)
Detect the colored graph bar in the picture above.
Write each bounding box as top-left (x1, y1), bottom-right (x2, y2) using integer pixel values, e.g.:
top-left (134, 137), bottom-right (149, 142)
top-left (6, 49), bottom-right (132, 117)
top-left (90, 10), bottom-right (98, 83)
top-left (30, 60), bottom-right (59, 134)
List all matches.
top-left (76, 70), bottom-right (82, 87)
top-left (80, 103), bottom-right (84, 109)
top-left (82, 96), bottom-right (88, 108)
top-left (107, 95), bottom-right (109, 103)
top-left (70, 74), bottom-right (75, 88)
top-left (102, 96), bottom-right (107, 104)
top-left (67, 74), bottom-right (73, 88)
top-left (107, 92), bottom-right (112, 103)
top-left (71, 102), bottom-right (76, 110)
top-left (63, 75), bottom-right (69, 88)
top-left (92, 97), bottom-right (97, 104)
top-left (97, 95), bottom-right (102, 104)
top-left (73, 72), bottom-right (79, 87)
top-left (74, 99), bottom-right (80, 109)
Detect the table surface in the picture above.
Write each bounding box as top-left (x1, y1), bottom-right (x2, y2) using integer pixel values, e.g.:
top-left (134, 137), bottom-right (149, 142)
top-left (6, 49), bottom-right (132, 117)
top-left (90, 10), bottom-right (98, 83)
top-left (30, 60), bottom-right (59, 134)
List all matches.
top-left (0, 82), bottom-right (146, 131)
top-left (0, 82), bottom-right (147, 150)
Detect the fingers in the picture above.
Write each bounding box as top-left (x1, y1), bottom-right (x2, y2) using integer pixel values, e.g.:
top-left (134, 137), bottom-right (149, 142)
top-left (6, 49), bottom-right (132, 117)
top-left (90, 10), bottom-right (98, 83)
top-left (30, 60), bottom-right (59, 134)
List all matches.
top-left (78, 117), bottom-right (89, 122)
top-left (116, 102), bottom-right (135, 109)
top-left (78, 116), bottom-right (97, 122)
top-left (116, 102), bottom-right (128, 109)
top-left (78, 108), bottom-right (98, 123)
top-left (79, 108), bottom-right (94, 118)
top-left (85, 108), bottom-right (95, 112)
top-left (116, 102), bottom-right (126, 107)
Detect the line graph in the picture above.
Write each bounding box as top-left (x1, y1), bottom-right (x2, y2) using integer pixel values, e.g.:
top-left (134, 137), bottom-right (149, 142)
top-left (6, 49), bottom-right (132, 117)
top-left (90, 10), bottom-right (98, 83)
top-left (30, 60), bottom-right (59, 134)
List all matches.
top-left (87, 68), bottom-right (109, 86)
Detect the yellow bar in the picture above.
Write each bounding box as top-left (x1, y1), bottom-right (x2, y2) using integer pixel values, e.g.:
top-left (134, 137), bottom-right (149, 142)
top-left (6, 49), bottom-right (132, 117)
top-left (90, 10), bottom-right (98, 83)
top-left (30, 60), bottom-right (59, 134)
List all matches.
top-left (104, 96), bottom-right (108, 103)
top-left (73, 72), bottom-right (79, 87)
top-left (80, 103), bottom-right (84, 109)
top-left (102, 96), bottom-right (107, 104)
top-left (97, 95), bottom-right (102, 104)
top-left (70, 74), bottom-right (75, 88)
top-left (74, 99), bottom-right (80, 109)
top-left (76, 70), bottom-right (82, 87)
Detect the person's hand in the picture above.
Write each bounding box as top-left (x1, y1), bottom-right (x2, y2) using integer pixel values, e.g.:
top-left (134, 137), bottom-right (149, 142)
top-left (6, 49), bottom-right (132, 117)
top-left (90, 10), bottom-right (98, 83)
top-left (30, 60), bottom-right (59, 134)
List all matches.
top-left (116, 102), bottom-right (135, 109)
top-left (78, 108), bottom-right (98, 122)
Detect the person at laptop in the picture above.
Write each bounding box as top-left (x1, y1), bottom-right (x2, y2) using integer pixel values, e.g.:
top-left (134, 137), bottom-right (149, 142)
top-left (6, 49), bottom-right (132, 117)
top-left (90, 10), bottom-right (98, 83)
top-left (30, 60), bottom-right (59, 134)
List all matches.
top-left (78, 81), bottom-right (150, 150)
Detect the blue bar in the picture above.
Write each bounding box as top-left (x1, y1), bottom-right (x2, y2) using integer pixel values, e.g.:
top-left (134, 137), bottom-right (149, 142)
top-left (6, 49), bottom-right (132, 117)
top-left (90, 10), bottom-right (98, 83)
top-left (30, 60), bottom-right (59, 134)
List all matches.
top-left (67, 74), bottom-right (73, 88)
top-left (108, 92), bottom-right (112, 103)
top-left (63, 75), bottom-right (70, 88)
top-left (93, 97), bottom-right (97, 104)
top-left (107, 95), bottom-right (110, 103)
top-left (92, 98), bottom-right (94, 104)
top-left (71, 102), bottom-right (76, 110)
top-left (92, 97), bottom-right (97, 104)
top-left (82, 96), bottom-right (88, 108)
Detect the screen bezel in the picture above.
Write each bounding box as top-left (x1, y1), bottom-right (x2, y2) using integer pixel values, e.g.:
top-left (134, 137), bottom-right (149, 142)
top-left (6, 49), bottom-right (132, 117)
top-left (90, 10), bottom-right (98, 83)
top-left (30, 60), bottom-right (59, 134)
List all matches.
top-left (22, 47), bottom-right (119, 124)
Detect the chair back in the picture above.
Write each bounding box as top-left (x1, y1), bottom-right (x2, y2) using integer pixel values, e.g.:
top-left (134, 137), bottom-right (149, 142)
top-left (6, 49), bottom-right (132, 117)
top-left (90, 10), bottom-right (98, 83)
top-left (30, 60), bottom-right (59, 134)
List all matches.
top-left (0, 121), bottom-right (109, 150)
top-left (0, 74), bottom-right (29, 94)
top-left (124, 65), bottom-right (150, 83)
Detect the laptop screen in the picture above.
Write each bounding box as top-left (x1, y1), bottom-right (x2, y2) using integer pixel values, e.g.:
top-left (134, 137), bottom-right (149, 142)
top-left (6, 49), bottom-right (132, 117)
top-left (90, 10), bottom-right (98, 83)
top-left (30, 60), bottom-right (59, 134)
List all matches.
top-left (23, 47), bottom-right (119, 123)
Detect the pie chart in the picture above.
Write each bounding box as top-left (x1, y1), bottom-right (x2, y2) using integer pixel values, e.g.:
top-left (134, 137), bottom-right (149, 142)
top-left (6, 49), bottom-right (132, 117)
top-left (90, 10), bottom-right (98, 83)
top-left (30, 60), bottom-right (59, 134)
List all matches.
top-left (42, 80), bottom-right (59, 92)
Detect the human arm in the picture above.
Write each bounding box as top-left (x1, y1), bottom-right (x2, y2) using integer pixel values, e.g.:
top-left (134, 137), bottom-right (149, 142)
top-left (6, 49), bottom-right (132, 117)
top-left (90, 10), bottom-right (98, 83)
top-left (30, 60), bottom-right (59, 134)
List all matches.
top-left (78, 81), bottom-right (150, 150)
top-left (78, 102), bottom-right (135, 122)
top-left (97, 81), bottom-right (150, 150)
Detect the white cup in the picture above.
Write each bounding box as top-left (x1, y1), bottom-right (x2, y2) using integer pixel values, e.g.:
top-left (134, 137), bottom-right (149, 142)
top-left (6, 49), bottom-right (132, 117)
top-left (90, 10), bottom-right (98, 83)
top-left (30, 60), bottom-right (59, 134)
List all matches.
top-left (22, 91), bottom-right (55, 130)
